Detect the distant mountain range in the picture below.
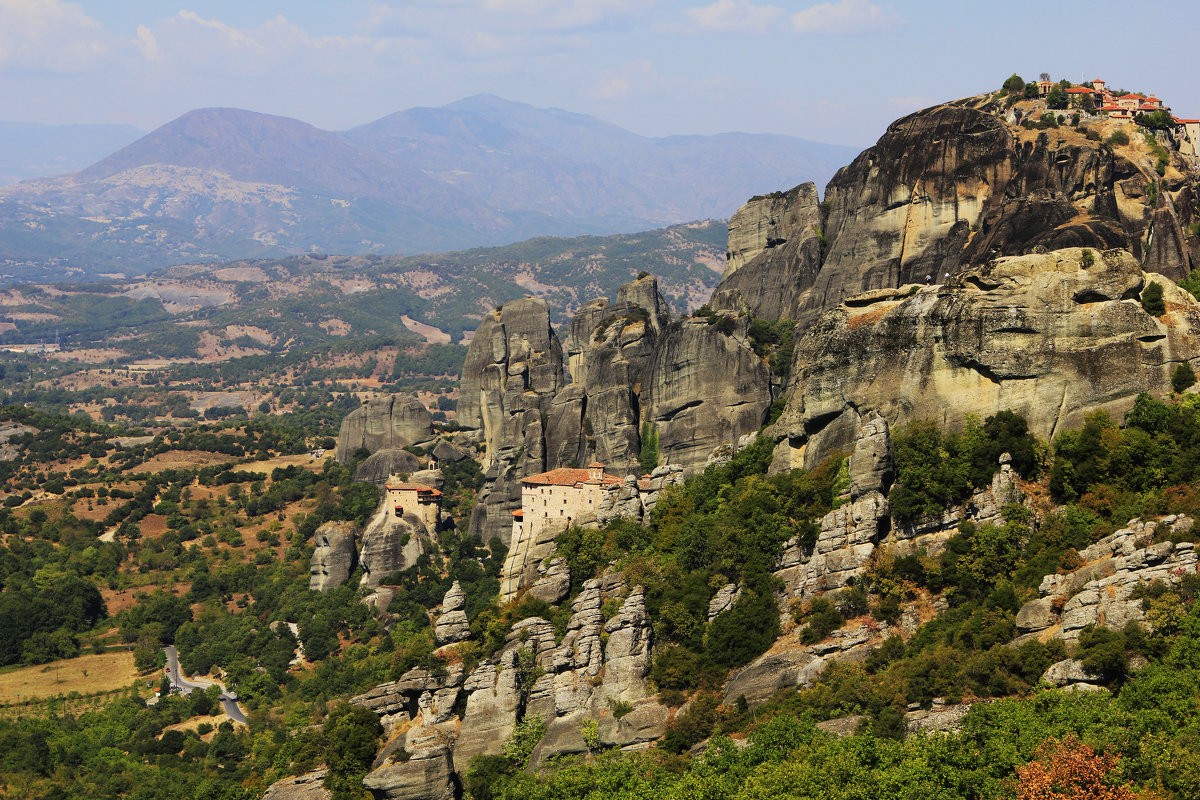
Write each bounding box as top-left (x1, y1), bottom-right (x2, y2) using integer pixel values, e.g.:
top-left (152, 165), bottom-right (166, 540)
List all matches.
top-left (0, 96), bottom-right (857, 282)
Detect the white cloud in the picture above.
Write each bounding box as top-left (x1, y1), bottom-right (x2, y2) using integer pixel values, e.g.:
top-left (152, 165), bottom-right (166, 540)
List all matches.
top-left (686, 0), bottom-right (784, 33)
top-left (590, 59), bottom-right (669, 100)
top-left (135, 24), bottom-right (159, 61)
top-left (0, 0), bottom-right (110, 72)
top-left (790, 0), bottom-right (902, 35)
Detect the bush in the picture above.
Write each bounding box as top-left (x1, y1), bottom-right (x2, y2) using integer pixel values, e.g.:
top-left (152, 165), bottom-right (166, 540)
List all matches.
top-left (1002, 74), bottom-right (1026, 94)
top-left (1107, 129), bottom-right (1130, 146)
top-left (1142, 281), bottom-right (1166, 316)
top-left (1173, 362), bottom-right (1196, 394)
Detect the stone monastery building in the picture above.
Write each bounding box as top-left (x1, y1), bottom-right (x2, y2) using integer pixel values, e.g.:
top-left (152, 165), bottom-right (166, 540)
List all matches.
top-left (513, 463), bottom-right (621, 542)
top-left (385, 476), bottom-right (442, 532)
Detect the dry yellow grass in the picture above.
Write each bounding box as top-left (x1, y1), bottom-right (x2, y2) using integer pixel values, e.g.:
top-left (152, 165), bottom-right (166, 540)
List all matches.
top-left (0, 651), bottom-right (139, 703)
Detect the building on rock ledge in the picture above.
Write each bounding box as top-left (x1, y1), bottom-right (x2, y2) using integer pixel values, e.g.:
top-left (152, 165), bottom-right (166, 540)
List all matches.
top-left (385, 475), bottom-right (442, 533)
top-left (500, 464), bottom-right (620, 603)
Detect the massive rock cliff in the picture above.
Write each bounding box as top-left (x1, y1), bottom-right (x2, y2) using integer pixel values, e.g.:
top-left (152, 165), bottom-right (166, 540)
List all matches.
top-left (335, 395), bottom-right (435, 464)
top-left (459, 298), bottom-right (565, 544)
top-left (714, 98), bottom-right (1198, 330)
top-left (769, 248), bottom-right (1200, 471)
top-left (711, 182), bottom-right (823, 321)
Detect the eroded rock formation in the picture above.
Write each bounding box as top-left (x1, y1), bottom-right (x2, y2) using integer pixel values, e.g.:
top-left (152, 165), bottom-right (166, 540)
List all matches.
top-left (714, 99), bottom-right (1197, 332)
top-left (769, 248), bottom-right (1200, 471)
top-left (1015, 515), bottom-right (1197, 644)
top-left (458, 298), bottom-right (564, 545)
top-left (308, 521), bottom-right (356, 592)
top-left (335, 395), bottom-right (435, 463)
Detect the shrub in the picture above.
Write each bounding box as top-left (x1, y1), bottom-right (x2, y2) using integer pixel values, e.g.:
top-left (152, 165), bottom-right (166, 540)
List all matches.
top-left (1107, 129), bottom-right (1130, 146)
top-left (1173, 362), bottom-right (1197, 394)
top-left (1142, 281), bottom-right (1166, 316)
top-left (1002, 73), bottom-right (1026, 94)
top-left (1080, 249), bottom-right (1095, 268)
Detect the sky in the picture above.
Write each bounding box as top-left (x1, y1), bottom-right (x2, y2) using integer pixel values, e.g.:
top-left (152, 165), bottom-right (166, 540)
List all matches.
top-left (2, 0), bottom-right (1198, 148)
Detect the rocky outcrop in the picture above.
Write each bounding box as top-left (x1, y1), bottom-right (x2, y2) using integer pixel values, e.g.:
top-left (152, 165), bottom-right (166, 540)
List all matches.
top-left (596, 465), bottom-right (686, 528)
top-left (336, 395), bottom-right (434, 463)
top-left (526, 557), bottom-right (571, 605)
top-left (459, 298), bottom-right (564, 545)
top-left (354, 448), bottom-right (422, 486)
top-left (309, 521), bottom-right (356, 592)
top-left (363, 742), bottom-right (456, 800)
top-left (769, 248), bottom-right (1200, 471)
top-left (358, 495), bottom-right (438, 589)
top-left (775, 416), bottom-right (1023, 604)
top-left (724, 99), bottom-right (1196, 331)
top-left (643, 317), bottom-right (772, 472)
top-left (711, 182), bottom-right (823, 321)
top-left (547, 274), bottom-right (669, 474)
top-left (434, 582), bottom-right (470, 645)
top-left (1015, 515), bottom-right (1197, 644)
top-left (261, 769), bottom-right (331, 800)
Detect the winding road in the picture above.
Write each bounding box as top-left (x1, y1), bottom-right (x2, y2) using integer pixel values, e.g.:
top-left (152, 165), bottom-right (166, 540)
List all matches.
top-left (163, 646), bottom-right (249, 724)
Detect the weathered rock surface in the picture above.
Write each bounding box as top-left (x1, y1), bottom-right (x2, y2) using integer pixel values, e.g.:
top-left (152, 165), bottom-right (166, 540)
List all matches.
top-left (1015, 515), bottom-right (1197, 644)
top-left (358, 495), bottom-right (436, 589)
top-left (261, 769), bottom-right (331, 800)
top-left (353, 448), bottom-right (422, 486)
top-left (526, 557), bottom-right (571, 605)
top-left (770, 248), bottom-right (1200, 470)
top-left (336, 395), bottom-right (434, 464)
top-left (363, 742), bottom-right (456, 800)
top-left (726, 100), bottom-right (1196, 331)
top-left (711, 182), bottom-right (823, 321)
top-left (1041, 658), bottom-right (1102, 688)
top-left (776, 416), bottom-right (1023, 604)
top-left (459, 298), bottom-right (564, 545)
top-left (643, 317), bottom-right (772, 473)
top-left (723, 623), bottom-right (879, 707)
top-left (547, 275), bottom-right (669, 474)
top-left (308, 521), bottom-right (356, 592)
top-left (708, 583), bottom-right (741, 621)
top-left (596, 465), bottom-right (685, 528)
top-left (435, 582), bottom-right (470, 645)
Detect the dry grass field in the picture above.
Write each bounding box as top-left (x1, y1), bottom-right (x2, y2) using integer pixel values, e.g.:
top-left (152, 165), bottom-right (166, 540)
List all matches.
top-left (0, 651), bottom-right (139, 704)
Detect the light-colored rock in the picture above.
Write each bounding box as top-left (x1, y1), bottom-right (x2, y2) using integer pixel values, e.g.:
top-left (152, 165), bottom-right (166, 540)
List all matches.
top-left (308, 521), bottom-right (356, 592)
top-left (363, 743), bottom-right (456, 800)
top-left (261, 769), bottom-right (331, 800)
top-left (708, 583), bottom-right (741, 621)
top-left (435, 582), bottom-right (470, 645)
top-left (353, 448), bottom-right (422, 486)
top-left (1041, 659), bottom-right (1102, 687)
top-left (527, 557), bottom-right (571, 605)
top-left (770, 248), bottom-right (1200, 470)
top-left (358, 496), bottom-right (433, 589)
top-left (1015, 515), bottom-right (1197, 644)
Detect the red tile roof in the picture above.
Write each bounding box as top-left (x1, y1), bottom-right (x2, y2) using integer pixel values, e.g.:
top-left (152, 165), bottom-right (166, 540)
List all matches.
top-left (1176, 118), bottom-right (1199, 124)
top-left (1120, 93), bottom-right (1144, 100)
top-left (386, 482), bottom-right (443, 496)
top-left (521, 467), bottom-right (621, 487)
top-left (1066, 87), bottom-right (1094, 93)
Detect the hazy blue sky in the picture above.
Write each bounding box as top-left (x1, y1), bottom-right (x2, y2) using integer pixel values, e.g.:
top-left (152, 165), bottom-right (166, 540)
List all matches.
top-left (3, 0), bottom-right (1197, 147)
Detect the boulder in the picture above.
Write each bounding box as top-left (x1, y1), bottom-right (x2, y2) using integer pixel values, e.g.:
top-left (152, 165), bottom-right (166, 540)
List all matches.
top-left (362, 742), bottom-right (455, 800)
top-left (434, 582), bottom-right (469, 645)
top-left (336, 395), bottom-right (434, 463)
top-left (261, 769), bottom-right (331, 800)
top-left (1041, 659), bottom-right (1102, 688)
top-left (527, 557), bottom-right (571, 605)
top-left (308, 521), bottom-right (356, 592)
top-left (353, 448), bottom-right (422, 486)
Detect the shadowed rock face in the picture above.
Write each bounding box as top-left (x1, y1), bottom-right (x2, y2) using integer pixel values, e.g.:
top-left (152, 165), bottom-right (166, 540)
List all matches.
top-left (769, 248), bottom-right (1200, 471)
top-left (644, 317), bottom-right (772, 470)
top-left (353, 448), bottom-right (422, 486)
top-left (547, 274), bottom-right (669, 474)
top-left (717, 100), bottom-right (1197, 331)
top-left (309, 522), bottom-right (356, 592)
top-left (459, 298), bottom-right (564, 544)
top-left (335, 395), bottom-right (434, 463)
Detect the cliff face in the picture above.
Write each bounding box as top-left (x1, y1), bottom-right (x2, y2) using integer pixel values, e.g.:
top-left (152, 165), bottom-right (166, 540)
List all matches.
top-left (715, 99), bottom-right (1198, 330)
top-left (710, 182), bottom-right (823, 320)
top-left (459, 298), bottom-right (565, 544)
top-left (335, 395), bottom-right (435, 464)
top-left (769, 248), bottom-right (1200, 471)
top-left (547, 275), bottom-right (669, 473)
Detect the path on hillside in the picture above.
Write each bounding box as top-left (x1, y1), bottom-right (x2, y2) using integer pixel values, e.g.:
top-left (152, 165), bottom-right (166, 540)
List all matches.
top-left (162, 645), bottom-right (248, 724)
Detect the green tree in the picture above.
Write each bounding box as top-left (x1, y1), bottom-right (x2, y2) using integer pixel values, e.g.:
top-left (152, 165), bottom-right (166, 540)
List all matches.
top-left (1173, 362), bottom-right (1196, 394)
top-left (1142, 281), bottom-right (1166, 316)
